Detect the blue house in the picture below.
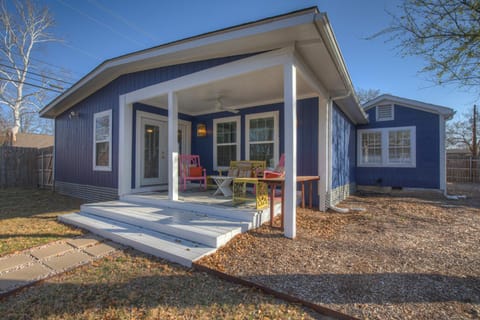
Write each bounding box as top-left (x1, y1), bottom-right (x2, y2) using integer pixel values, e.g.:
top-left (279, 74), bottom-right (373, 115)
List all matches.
top-left (40, 7), bottom-right (453, 247)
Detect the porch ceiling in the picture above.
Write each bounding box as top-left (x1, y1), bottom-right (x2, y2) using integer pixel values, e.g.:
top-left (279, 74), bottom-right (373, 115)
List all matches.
top-left (139, 65), bottom-right (314, 115)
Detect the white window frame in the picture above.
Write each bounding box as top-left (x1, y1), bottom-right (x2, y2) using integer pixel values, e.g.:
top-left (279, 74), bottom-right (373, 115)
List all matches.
top-left (93, 109), bottom-right (112, 171)
top-left (213, 116), bottom-right (241, 170)
top-left (357, 126), bottom-right (416, 168)
top-left (376, 104), bottom-right (394, 121)
top-left (245, 111), bottom-right (279, 167)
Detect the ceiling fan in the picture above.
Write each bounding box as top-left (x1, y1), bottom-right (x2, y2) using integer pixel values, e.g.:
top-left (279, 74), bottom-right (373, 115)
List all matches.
top-left (211, 96), bottom-right (239, 114)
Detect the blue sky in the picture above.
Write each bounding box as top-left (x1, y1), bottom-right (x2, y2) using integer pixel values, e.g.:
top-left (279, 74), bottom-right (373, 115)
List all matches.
top-left (33, 0), bottom-right (477, 119)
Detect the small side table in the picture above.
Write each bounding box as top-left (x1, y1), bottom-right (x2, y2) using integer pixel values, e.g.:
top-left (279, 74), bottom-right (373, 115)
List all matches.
top-left (210, 176), bottom-right (233, 197)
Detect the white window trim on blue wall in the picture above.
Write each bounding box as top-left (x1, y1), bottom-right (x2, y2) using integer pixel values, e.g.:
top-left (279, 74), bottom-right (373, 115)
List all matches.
top-left (245, 111), bottom-right (279, 168)
top-left (213, 116), bottom-right (241, 170)
top-left (357, 126), bottom-right (416, 168)
top-left (93, 109), bottom-right (112, 171)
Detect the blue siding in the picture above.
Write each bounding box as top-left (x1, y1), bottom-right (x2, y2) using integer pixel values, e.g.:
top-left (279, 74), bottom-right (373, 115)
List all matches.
top-left (356, 104), bottom-right (440, 188)
top-left (55, 53), bottom-right (255, 188)
top-left (331, 103), bottom-right (356, 189)
top-left (190, 97), bottom-right (319, 205)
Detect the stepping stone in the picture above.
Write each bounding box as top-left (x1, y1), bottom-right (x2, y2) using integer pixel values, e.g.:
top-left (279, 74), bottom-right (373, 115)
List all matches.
top-left (30, 243), bottom-right (73, 260)
top-left (83, 242), bottom-right (122, 258)
top-left (0, 254), bottom-right (35, 273)
top-left (67, 235), bottom-right (102, 249)
top-left (43, 251), bottom-right (92, 272)
top-left (0, 263), bottom-right (51, 292)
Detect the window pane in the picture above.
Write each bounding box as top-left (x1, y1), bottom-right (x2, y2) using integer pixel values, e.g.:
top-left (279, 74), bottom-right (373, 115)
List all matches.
top-left (217, 122), bottom-right (236, 144)
top-left (217, 145), bottom-right (236, 167)
top-left (95, 115), bottom-right (110, 141)
top-left (389, 130), bottom-right (411, 163)
top-left (361, 132), bottom-right (382, 164)
top-left (95, 142), bottom-right (109, 167)
top-left (249, 117), bottom-right (274, 142)
top-left (249, 143), bottom-right (274, 163)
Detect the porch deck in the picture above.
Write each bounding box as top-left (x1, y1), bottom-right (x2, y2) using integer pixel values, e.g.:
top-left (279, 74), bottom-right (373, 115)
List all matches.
top-left (59, 189), bottom-right (280, 267)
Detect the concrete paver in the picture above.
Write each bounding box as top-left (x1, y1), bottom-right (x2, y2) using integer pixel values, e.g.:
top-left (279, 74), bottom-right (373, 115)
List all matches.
top-left (43, 251), bottom-right (93, 272)
top-left (0, 263), bottom-right (51, 292)
top-left (67, 235), bottom-right (101, 249)
top-left (83, 241), bottom-right (121, 257)
top-left (30, 243), bottom-right (73, 260)
top-left (0, 254), bottom-right (35, 273)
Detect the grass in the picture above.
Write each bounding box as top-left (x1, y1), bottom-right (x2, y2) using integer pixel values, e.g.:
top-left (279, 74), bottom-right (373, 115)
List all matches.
top-left (0, 249), bottom-right (318, 319)
top-left (0, 188), bottom-right (84, 256)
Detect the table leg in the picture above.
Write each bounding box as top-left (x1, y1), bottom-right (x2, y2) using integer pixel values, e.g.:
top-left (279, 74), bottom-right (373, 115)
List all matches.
top-left (269, 183), bottom-right (275, 227)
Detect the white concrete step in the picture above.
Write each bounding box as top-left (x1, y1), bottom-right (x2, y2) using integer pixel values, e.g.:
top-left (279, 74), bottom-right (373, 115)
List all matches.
top-left (80, 201), bottom-right (249, 248)
top-left (59, 212), bottom-right (216, 267)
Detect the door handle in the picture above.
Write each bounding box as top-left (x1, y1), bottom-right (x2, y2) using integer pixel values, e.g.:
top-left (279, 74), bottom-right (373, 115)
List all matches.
top-left (161, 151), bottom-right (165, 159)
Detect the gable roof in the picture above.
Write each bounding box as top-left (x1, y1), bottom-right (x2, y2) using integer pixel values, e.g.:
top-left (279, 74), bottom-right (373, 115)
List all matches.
top-left (363, 94), bottom-right (455, 119)
top-left (40, 7), bottom-right (367, 124)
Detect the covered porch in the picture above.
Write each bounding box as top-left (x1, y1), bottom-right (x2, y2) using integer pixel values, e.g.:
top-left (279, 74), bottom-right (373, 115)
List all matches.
top-left (118, 46), bottom-right (336, 239)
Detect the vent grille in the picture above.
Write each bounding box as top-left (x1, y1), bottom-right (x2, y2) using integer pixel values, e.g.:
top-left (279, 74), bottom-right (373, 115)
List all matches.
top-left (377, 104), bottom-right (394, 121)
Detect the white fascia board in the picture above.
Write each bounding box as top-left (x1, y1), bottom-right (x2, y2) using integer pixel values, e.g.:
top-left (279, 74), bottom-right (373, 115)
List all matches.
top-left (364, 95), bottom-right (454, 118)
top-left (40, 11), bottom-right (317, 118)
top-left (125, 47), bottom-right (294, 104)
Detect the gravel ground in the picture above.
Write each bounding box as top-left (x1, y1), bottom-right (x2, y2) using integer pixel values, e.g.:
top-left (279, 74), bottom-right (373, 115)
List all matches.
top-left (199, 184), bottom-right (480, 319)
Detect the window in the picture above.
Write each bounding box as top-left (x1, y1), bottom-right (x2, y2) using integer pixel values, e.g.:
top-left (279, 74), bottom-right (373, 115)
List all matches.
top-left (246, 111), bottom-right (279, 167)
top-left (213, 116), bottom-right (240, 169)
top-left (93, 110), bottom-right (112, 171)
top-left (376, 104), bottom-right (394, 121)
top-left (358, 126), bottom-right (415, 167)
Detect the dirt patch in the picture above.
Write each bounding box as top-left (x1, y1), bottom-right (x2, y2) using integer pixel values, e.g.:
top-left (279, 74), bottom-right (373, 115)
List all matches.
top-left (199, 184), bottom-right (480, 319)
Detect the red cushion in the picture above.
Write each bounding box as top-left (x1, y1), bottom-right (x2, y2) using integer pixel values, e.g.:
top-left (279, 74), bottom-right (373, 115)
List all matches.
top-left (189, 166), bottom-right (203, 177)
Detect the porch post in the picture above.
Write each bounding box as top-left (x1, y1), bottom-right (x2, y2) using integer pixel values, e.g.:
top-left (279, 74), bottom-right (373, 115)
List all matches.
top-left (168, 91), bottom-right (179, 200)
top-left (118, 95), bottom-right (133, 197)
top-left (283, 60), bottom-right (297, 239)
top-left (318, 97), bottom-right (330, 211)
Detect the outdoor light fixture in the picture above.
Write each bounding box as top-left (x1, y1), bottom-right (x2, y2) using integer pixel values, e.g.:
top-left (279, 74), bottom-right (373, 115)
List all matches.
top-left (69, 111), bottom-right (79, 119)
top-left (196, 123), bottom-right (207, 137)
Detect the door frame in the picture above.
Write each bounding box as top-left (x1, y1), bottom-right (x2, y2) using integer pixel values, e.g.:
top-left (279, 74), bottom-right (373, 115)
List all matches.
top-left (134, 111), bottom-right (191, 192)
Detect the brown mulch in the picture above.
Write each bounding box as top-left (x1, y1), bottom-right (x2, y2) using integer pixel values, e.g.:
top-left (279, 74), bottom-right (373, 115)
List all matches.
top-left (198, 184), bottom-right (480, 319)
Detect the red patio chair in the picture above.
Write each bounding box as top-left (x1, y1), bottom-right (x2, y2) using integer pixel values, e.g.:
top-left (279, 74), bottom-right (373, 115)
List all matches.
top-left (179, 154), bottom-right (207, 191)
top-left (263, 153), bottom-right (285, 178)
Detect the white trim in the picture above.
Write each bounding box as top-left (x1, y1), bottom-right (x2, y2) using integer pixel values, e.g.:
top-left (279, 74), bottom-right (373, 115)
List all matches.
top-left (93, 109), bottom-right (112, 171)
top-left (213, 116), bottom-right (241, 170)
top-left (439, 115), bottom-right (446, 191)
top-left (357, 126), bottom-right (417, 168)
top-left (327, 99), bottom-right (333, 206)
top-left (375, 104), bottom-right (394, 121)
top-left (245, 111), bottom-right (279, 167)
top-left (283, 61), bottom-right (297, 239)
top-left (364, 94), bottom-right (454, 118)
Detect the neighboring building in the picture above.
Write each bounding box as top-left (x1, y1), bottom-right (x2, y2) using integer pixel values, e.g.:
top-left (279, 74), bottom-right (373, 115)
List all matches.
top-left (0, 133), bottom-right (54, 149)
top-left (39, 7), bottom-right (453, 213)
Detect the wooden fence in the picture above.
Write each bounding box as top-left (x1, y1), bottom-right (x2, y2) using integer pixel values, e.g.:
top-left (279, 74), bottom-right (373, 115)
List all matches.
top-left (0, 146), bottom-right (53, 188)
top-left (447, 155), bottom-right (480, 183)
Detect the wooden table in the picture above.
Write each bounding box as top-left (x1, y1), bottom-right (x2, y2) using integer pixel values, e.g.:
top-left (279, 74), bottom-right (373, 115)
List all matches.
top-left (259, 176), bottom-right (320, 229)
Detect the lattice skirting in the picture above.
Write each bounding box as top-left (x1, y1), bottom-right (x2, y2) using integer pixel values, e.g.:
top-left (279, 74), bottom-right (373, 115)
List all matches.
top-left (328, 183), bottom-right (356, 207)
top-left (55, 181), bottom-right (118, 202)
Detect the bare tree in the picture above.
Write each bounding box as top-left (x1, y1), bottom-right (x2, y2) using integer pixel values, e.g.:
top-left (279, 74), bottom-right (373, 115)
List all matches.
top-left (356, 88), bottom-right (382, 105)
top-left (0, 0), bottom-right (58, 140)
top-left (446, 105), bottom-right (479, 157)
top-left (372, 0), bottom-right (480, 90)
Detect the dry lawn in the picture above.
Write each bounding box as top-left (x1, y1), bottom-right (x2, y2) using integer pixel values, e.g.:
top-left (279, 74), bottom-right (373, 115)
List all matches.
top-left (0, 249), bottom-right (319, 320)
top-left (0, 188), bottom-right (84, 256)
top-left (199, 184), bottom-right (480, 319)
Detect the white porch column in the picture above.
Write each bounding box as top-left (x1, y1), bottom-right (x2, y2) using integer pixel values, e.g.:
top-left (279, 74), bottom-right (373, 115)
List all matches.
top-left (118, 95), bottom-right (133, 197)
top-left (168, 91), bottom-right (179, 200)
top-left (318, 97), bottom-right (330, 211)
top-left (283, 61), bottom-right (297, 239)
